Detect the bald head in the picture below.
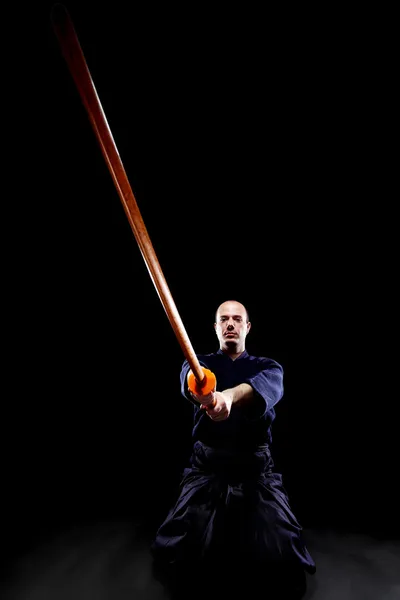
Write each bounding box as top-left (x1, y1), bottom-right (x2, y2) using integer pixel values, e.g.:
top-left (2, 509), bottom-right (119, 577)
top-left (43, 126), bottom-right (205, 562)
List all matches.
top-left (215, 300), bottom-right (249, 324)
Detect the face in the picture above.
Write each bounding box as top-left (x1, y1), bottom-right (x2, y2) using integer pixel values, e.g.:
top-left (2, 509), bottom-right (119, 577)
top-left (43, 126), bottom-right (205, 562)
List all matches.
top-left (214, 301), bottom-right (251, 352)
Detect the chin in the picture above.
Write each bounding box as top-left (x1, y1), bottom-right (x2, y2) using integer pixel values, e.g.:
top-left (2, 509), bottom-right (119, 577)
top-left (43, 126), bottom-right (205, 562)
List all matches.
top-left (224, 340), bottom-right (238, 349)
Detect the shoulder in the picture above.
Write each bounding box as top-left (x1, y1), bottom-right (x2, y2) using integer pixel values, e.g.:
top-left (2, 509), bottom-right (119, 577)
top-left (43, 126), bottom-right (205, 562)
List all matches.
top-left (245, 354), bottom-right (283, 372)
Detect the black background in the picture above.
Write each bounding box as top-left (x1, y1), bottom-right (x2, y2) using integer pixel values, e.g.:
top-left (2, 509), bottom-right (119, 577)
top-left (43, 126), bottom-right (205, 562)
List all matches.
top-left (2, 1), bottom-right (397, 569)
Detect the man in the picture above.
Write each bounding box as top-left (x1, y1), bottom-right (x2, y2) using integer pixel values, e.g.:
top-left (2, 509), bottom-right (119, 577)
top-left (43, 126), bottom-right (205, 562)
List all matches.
top-left (151, 300), bottom-right (316, 599)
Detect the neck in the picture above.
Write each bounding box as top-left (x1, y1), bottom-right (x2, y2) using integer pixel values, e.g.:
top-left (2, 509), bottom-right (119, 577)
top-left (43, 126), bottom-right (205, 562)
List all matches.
top-left (221, 344), bottom-right (245, 360)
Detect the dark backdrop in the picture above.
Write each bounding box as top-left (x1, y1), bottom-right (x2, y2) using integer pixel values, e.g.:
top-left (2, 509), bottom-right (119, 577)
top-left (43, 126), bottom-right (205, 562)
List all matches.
top-left (2, 1), bottom-right (397, 570)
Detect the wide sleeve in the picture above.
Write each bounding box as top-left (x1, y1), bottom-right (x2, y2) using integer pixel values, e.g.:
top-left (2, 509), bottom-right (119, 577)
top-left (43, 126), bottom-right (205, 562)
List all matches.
top-left (180, 359), bottom-right (192, 400)
top-left (244, 358), bottom-right (284, 417)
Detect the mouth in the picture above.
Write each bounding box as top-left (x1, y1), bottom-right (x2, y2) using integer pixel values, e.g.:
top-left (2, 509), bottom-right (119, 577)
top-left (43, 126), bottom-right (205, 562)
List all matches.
top-left (224, 332), bottom-right (236, 337)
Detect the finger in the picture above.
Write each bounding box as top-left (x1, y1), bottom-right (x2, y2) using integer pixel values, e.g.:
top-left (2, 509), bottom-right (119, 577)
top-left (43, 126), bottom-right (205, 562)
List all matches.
top-left (211, 414), bottom-right (224, 421)
top-left (213, 409), bottom-right (229, 421)
top-left (215, 414), bottom-right (228, 422)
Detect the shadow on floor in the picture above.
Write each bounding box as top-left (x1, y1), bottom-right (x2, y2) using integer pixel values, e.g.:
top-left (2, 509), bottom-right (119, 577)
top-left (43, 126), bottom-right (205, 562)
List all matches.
top-left (1, 521), bottom-right (399, 599)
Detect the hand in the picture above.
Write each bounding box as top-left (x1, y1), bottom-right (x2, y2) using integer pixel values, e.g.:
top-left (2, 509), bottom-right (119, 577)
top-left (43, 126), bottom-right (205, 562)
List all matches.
top-left (201, 391), bottom-right (233, 422)
top-left (189, 390), bottom-right (216, 407)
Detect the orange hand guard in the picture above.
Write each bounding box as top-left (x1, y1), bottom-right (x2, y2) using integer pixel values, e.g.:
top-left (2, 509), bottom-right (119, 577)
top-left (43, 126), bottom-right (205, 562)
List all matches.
top-left (187, 367), bottom-right (217, 409)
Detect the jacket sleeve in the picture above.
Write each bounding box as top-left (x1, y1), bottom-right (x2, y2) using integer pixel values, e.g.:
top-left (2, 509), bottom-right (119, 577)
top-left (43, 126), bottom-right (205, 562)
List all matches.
top-left (244, 358), bottom-right (284, 418)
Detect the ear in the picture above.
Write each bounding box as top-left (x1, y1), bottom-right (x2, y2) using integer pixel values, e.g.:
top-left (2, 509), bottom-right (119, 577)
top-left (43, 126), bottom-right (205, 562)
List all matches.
top-left (246, 321), bottom-right (251, 334)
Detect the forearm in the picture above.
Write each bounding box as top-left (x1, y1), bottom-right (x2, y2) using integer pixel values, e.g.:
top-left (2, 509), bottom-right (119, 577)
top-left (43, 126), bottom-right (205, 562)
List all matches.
top-left (223, 383), bottom-right (254, 407)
